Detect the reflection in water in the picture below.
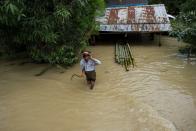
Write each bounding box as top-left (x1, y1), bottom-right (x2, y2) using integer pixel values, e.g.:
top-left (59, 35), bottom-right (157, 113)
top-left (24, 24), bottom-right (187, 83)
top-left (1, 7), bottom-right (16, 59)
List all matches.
top-left (0, 37), bottom-right (196, 131)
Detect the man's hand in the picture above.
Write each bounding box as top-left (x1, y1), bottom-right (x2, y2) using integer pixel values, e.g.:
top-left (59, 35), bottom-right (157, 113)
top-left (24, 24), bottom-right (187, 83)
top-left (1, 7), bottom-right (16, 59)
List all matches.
top-left (89, 54), bottom-right (93, 59)
top-left (81, 72), bottom-right (85, 77)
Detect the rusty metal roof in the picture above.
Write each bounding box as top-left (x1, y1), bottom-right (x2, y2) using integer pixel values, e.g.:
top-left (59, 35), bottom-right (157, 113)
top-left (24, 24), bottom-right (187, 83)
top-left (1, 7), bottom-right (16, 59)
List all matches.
top-left (96, 4), bottom-right (171, 32)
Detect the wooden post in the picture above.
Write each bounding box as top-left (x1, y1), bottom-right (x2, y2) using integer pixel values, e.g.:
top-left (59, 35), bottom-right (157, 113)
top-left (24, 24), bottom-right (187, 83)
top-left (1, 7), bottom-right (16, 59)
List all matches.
top-left (151, 33), bottom-right (154, 41)
top-left (125, 33), bottom-right (128, 38)
top-left (90, 35), bottom-right (96, 45)
top-left (187, 47), bottom-right (192, 59)
top-left (122, 33), bottom-right (128, 43)
top-left (158, 33), bottom-right (162, 47)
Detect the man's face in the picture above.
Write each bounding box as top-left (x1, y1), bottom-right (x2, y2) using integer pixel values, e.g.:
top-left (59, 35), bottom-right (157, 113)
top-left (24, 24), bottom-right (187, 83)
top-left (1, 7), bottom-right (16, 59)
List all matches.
top-left (83, 54), bottom-right (90, 61)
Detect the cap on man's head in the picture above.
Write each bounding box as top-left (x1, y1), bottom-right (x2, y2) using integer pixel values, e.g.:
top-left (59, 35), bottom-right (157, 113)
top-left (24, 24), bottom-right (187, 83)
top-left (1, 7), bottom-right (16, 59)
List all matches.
top-left (83, 51), bottom-right (89, 55)
top-left (82, 51), bottom-right (91, 58)
top-left (82, 50), bottom-right (91, 55)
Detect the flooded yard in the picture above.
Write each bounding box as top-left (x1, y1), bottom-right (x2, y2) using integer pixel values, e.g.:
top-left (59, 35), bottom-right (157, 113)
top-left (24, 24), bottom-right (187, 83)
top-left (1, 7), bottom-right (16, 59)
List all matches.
top-left (0, 36), bottom-right (196, 131)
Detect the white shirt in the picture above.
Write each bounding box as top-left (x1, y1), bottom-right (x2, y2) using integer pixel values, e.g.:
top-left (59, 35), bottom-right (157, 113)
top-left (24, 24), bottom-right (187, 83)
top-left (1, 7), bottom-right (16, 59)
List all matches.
top-left (80, 58), bottom-right (101, 71)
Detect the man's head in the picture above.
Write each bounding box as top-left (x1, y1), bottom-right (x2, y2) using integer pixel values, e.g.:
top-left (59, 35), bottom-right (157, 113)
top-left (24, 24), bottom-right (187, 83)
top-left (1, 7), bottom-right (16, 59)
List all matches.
top-left (82, 51), bottom-right (91, 61)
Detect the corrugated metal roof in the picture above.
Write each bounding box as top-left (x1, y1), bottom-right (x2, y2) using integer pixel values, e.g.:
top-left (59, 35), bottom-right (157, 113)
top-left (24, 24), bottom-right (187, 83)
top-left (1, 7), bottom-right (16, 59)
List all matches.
top-left (96, 4), bottom-right (171, 32)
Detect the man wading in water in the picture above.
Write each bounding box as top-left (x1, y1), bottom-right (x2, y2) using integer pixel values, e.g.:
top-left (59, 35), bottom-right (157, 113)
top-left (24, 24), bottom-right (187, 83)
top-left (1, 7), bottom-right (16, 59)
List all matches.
top-left (80, 51), bottom-right (101, 90)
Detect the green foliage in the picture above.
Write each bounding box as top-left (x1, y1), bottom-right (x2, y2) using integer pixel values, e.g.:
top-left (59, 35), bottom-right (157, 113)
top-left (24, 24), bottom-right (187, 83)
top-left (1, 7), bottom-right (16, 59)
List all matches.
top-left (170, 11), bottom-right (196, 46)
top-left (148, 0), bottom-right (184, 15)
top-left (149, 0), bottom-right (196, 15)
top-left (179, 45), bottom-right (196, 54)
top-left (149, 0), bottom-right (196, 53)
top-left (181, 0), bottom-right (196, 13)
top-left (30, 46), bottom-right (78, 66)
top-left (0, 0), bottom-right (105, 65)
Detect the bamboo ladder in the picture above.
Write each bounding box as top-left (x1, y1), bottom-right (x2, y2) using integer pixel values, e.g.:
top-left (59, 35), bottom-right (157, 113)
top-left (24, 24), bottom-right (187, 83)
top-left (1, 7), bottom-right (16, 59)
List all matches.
top-left (115, 42), bottom-right (135, 71)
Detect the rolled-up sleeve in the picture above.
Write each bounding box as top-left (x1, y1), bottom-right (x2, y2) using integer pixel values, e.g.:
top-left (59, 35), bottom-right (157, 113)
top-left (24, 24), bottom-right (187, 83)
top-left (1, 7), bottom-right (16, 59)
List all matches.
top-left (93, 59), bottom-right (101, 65)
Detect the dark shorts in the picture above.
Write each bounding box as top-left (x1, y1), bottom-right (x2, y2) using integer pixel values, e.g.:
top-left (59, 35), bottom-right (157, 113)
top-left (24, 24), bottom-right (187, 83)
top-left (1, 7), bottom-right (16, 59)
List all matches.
top-left (85, 71), bottom-right (96, 81)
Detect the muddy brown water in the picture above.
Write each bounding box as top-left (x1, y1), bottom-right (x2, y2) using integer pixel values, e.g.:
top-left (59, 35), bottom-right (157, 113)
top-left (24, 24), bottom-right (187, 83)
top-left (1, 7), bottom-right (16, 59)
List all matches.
top-left (0, 36), bottom-right (196, 131)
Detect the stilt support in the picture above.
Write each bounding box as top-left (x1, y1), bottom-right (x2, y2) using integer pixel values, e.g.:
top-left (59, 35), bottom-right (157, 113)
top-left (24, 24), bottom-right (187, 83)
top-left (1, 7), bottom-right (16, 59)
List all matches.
top-left (158, 33), bottom-right (162, 47)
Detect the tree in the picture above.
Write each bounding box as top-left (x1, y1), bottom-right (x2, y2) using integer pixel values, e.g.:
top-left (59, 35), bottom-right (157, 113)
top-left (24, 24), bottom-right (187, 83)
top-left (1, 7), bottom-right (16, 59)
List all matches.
top-left (170, 11), bottom-right (196, 56)
top-left (149, 0), bottom-right (184, 15)
top-left (149, 0), bottom-right (196, 54)
top-left (181, 0), bottom-right (196, 13)
top-left (0, 0), bottom-right (105, 65)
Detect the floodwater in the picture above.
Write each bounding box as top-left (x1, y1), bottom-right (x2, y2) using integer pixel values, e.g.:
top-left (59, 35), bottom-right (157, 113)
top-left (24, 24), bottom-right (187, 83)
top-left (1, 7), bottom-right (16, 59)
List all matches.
top-left (0, 36), bottom-right (196, 131)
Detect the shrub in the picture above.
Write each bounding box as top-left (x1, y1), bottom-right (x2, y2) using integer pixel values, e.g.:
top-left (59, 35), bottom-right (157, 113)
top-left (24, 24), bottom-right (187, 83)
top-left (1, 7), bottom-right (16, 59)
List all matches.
top-left (0, 0), bottom-right (105, 65)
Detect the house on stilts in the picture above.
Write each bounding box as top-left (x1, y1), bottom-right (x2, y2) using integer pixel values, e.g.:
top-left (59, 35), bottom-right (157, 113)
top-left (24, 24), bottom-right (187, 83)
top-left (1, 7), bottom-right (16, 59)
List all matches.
top-left (94, 0), bottom-right (171, 45)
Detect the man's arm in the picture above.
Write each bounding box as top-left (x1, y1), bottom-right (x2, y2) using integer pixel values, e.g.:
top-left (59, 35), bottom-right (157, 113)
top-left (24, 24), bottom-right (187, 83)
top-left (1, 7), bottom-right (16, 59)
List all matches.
top-left (90, 57), bottom-right (101, 65)
top-left (80, 59), bottom-right (85, 77)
